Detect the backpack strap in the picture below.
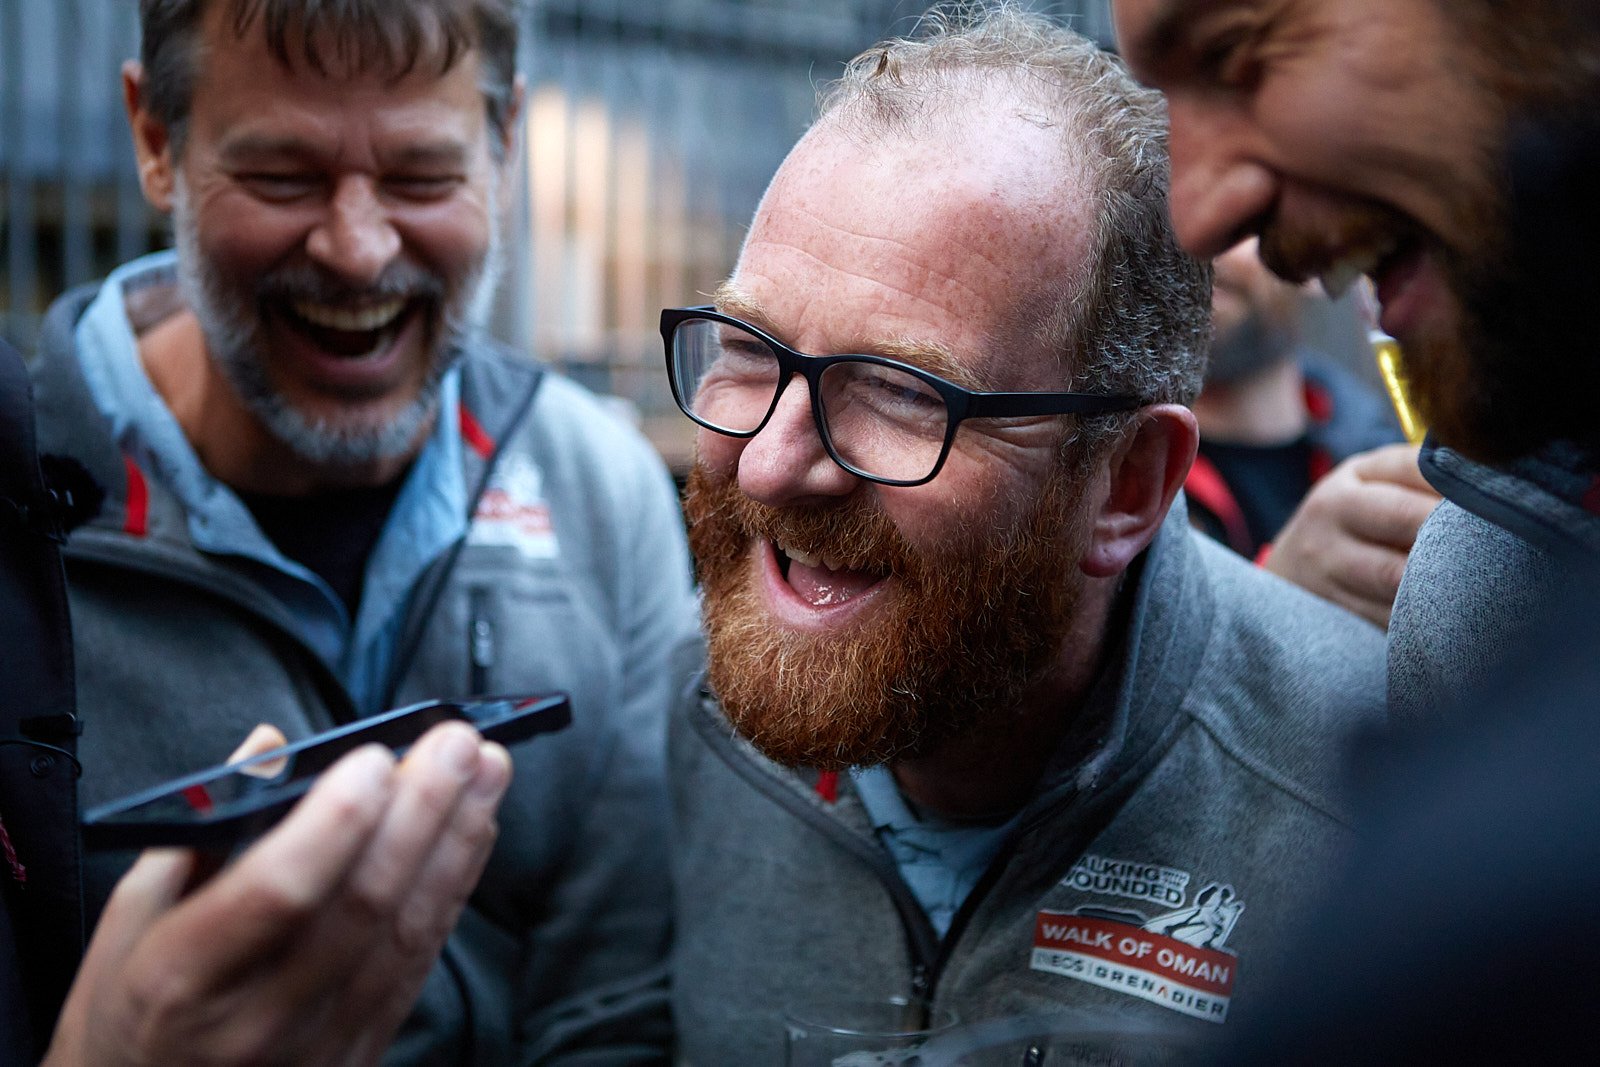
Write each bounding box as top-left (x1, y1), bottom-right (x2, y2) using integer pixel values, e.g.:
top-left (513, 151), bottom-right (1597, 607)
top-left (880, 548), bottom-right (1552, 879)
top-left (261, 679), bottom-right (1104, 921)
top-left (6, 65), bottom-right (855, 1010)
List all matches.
top-left (0, 339), bottom-right (85, 1054)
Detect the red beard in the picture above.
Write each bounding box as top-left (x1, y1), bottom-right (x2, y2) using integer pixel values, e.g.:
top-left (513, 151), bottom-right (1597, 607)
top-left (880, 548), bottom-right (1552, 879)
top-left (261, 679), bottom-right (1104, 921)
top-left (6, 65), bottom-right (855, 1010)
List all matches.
top-left (684, 461), bottom-right (1090, 769)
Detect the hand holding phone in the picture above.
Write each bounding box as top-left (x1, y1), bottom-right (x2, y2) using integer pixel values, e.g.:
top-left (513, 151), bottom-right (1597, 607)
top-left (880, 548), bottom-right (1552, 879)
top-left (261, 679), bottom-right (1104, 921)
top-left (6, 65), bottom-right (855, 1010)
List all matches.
top-left (81, 693), bottom-right (571, 850)
top-left (46, 717), bottom-right (515, 1067)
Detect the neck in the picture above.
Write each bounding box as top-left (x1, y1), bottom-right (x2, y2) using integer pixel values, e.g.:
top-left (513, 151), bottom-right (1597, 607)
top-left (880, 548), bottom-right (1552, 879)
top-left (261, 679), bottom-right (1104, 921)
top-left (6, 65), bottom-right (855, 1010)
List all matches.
top-left (138, 309), bottom-right (421, 494)
top-left (1192, 359), bottom-right (1307, 446)
top-left (888, 572), bottom-right (1119, 820)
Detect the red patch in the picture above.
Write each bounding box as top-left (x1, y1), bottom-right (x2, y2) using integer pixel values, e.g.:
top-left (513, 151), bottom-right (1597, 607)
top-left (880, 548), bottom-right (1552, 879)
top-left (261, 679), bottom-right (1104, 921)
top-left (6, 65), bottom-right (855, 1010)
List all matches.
top-left (1031, 911), bottom-right (1236, 1022)
top-left (181, 784), bottom-right (215, 815)
top-left (1308, 447), bottom-right (1335, 484)
top-left (122, 455), bottom-right (149, 537)
top-left (814, 770), bottom-right (839, 804)
top-left (1185, 455), bottom-right (1252, 557)
top-left (1304, 381), bottom-right (1334, 425)
top-left (459, 403), bottom-right (495, 461)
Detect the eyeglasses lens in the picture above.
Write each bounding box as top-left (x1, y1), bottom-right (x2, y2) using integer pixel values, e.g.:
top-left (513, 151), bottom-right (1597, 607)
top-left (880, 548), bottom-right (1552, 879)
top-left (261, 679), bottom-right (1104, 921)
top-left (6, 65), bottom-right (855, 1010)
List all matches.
top-left (673, 317), bottom-right (780, 434)
top-left (817, 361), bottom-right (948, 483)
top-left (671, 316), bottom-right (949, 483)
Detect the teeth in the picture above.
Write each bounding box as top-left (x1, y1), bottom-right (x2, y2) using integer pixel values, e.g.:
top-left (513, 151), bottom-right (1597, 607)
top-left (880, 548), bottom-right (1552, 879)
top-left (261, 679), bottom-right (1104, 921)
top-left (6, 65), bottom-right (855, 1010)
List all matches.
top-left (1318, 243), bottom-right (1394, 301)
top-left (1318, 262), bottom-right (1363, 301)
top-left (821, 556), bottom-right (843, 571)
top-left (291, 297), bottom-right (407, 333)
top-left (781, 544), bottom-right (821, 568)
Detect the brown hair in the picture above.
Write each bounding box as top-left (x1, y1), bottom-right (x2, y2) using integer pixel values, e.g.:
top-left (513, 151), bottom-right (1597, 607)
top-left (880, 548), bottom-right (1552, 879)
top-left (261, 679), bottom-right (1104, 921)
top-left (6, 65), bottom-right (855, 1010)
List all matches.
top-left (138, 0), bottom-right (520, 156)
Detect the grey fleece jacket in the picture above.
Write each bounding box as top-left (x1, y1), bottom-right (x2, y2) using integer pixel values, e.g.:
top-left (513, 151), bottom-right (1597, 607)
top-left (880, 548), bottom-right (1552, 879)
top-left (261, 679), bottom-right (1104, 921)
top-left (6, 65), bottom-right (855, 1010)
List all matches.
top-left (33, 281), bottom-right (702, 1065)
top-left (670, 508), bottom-right (1386, 1065)
top-left (1389, 439), bottom-right (1600, 727)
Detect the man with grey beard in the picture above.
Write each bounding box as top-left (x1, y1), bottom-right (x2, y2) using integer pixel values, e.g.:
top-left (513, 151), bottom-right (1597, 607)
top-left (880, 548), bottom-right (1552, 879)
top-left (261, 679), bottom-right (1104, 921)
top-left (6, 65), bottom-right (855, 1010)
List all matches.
top-left (27, 1), bottom-right (697, 1062)
top-left (666, 9), bottom-right (1384, 1062)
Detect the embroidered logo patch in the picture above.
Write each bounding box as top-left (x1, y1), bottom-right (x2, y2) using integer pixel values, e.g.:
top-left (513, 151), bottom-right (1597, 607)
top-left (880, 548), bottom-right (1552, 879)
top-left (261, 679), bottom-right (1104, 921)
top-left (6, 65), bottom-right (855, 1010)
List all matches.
top-left (1032, 857), bottom-right (1244, 1023)
top-left (469, 454), bottom-right (560, 559)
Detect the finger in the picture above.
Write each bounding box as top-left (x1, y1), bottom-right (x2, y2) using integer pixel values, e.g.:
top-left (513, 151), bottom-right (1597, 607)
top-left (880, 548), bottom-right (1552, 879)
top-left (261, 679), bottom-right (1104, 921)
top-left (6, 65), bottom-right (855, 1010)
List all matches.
top-left (1329, 543), bottom-right (1411, 628)
top-left (333, 741), bottom-right (512, 1059)
top-left (229, 723), bottom-right (291, 779)
top-left (340, 721), bottom-right (484, 924)
top-left (269, 729), bottom-right (504, 1063)
top-left (139, 744), bottom-right (397, 986)
top-left (1349, 443), bottom-right (1438, 495)
top-left (392, 740), bottom-right (510, 952)
top-left (1338, 481), bottom-right (1442, 550)
top-left (233, 724), bottom-right (486, 1010)
top-left (74, 847), bottom-right (198, 984)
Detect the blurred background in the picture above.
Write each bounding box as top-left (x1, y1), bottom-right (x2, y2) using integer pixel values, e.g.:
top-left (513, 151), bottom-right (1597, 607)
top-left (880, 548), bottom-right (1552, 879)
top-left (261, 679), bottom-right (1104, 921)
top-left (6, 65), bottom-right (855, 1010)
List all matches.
top-left (2, 0), bottom-right (1373, 476)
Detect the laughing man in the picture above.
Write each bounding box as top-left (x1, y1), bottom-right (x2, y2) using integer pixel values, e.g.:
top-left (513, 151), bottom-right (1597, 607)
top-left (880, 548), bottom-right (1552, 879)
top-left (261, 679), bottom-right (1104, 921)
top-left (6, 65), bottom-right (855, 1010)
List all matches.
top-left (666, 8), bottom-right (1385, 1061)
top-left (29, 0), bottom-right (697, 1061)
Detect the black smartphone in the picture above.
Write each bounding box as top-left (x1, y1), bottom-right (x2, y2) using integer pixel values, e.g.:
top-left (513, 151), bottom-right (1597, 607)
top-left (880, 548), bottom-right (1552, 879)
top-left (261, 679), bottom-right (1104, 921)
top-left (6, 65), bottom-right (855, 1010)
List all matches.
top-left (81, 693), bottom-right (571, 851)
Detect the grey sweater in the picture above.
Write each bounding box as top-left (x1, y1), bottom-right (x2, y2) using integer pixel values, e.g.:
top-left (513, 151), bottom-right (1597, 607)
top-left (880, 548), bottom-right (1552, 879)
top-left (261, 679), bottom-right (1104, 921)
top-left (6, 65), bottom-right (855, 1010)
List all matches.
top-left (1389, 440), bottom-right (1600, 727)
top-left (670, 510), bottom-right (1385, 1065)
top-left (34, 281), bottom-right (702, 1065)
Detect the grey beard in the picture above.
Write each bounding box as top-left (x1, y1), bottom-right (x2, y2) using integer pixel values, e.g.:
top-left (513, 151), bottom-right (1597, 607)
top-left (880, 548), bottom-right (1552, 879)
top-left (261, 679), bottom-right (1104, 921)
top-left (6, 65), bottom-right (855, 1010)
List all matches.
top-left (171, 184), bottom-right (502, 468)
top-left (1204, 312), bottom-right (1295, 388)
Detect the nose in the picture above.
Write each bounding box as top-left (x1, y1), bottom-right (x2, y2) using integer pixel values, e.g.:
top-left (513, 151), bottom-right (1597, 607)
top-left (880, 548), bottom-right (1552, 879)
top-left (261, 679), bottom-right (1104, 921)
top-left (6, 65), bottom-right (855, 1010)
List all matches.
top-left (306, 175), bottom-right (402, 287)
top-left (1165, 95), bottom-right (1279, 260)
top-left (730, 374), bottom-right (858, 508)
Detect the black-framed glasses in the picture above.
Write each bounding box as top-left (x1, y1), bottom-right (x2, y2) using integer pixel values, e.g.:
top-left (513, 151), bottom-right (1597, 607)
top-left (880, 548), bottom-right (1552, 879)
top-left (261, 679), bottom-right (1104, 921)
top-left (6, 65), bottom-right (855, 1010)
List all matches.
top-left (661, 306), bottom-right (1144, 487)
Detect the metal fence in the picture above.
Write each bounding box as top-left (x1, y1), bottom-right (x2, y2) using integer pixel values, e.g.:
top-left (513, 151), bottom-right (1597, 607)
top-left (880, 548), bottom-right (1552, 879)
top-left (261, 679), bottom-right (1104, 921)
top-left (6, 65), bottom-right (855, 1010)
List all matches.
top-left (0, 0), bottom-right (1113, 465)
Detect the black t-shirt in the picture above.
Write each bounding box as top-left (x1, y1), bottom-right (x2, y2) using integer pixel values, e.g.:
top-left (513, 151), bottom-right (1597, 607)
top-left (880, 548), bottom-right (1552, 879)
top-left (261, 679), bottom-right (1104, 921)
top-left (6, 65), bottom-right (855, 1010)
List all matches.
top-left (238, 475), bottom-right (408, 616)
top-left (1193, 438), bottom-right (1315, 555)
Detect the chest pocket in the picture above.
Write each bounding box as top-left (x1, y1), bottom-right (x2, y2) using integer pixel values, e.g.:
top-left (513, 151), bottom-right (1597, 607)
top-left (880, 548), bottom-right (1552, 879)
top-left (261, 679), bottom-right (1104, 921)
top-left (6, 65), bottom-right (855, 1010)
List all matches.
top-left (406, 547), bottom-right (623, 731)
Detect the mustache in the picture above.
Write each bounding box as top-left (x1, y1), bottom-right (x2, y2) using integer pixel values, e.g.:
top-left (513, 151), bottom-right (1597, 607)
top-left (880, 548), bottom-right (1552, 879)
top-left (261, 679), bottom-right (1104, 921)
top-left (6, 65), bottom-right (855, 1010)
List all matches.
top-left (685, 463), bottom-right (916, 577)
top-left (1256, 201), bottom-right (1416, 286)
top-left (255, 260), bottom-right (447, 308)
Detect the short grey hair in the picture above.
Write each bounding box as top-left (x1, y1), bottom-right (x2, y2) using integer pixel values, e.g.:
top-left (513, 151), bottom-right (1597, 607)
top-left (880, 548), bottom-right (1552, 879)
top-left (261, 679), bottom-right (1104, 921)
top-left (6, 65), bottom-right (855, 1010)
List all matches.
top-left (818, 2), bottom-right (1211, 456)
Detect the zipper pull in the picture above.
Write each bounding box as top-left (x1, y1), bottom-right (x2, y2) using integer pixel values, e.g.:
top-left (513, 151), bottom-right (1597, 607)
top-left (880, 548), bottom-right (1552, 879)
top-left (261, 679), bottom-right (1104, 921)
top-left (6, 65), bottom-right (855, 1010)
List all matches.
top-left (911, 962), bottom-right (931, 1001)
top-left (469, 589), bottom-right (494, 695)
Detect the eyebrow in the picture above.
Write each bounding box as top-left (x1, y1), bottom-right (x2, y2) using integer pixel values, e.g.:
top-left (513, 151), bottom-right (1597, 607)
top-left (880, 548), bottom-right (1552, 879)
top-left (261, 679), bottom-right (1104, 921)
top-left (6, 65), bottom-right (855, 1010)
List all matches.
top-left (710, 281), bottom-right (988, 390)
top-left (217, 134), bottom-right (469, 170)
top-left (1125, 0), bottom-right (1221, 79)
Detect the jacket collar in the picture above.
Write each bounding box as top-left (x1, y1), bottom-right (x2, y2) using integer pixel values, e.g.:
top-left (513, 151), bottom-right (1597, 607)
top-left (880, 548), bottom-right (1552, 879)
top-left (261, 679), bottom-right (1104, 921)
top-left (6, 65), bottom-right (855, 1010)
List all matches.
top-left (1421, 438), bottom-right (1600, 556)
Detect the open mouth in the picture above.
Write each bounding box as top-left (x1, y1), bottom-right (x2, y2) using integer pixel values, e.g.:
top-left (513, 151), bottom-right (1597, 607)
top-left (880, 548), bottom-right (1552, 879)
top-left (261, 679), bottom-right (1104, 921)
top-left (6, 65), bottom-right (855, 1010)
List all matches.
top-left (772, 540), bottom-right (890, 609)
top-left (280, 296), bottom-right (420, 358)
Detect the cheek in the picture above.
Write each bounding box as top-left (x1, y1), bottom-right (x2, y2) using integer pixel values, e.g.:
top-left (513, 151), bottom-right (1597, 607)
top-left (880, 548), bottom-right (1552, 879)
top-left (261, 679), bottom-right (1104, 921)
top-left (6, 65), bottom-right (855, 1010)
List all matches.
top-left (880, 454), bottom-right (1037, 557)
top-left (193, 199), bottom-right (313, 274)
top-left (400, 197), bottom-right (496, 271)
top-left (696, 429), bottom-right (745, 477)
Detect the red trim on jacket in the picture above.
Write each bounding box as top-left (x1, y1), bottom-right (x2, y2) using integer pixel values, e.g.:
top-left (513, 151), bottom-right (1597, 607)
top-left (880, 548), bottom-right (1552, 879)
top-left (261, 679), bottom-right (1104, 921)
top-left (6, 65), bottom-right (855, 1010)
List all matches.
top-left (1185, 453), bottom-right (1254, 557)
top-left (122, 455), bottom-right (149, 537)
top-left (459, 403), bottom-right (495, 460)
top-left (814, 770), bottom-right (839, 804)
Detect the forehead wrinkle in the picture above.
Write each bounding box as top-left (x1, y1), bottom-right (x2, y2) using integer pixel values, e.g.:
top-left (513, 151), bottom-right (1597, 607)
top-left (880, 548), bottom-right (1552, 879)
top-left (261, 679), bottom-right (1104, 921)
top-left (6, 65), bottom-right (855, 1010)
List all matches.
top-left (735, 230), bottom-right (1003, 349)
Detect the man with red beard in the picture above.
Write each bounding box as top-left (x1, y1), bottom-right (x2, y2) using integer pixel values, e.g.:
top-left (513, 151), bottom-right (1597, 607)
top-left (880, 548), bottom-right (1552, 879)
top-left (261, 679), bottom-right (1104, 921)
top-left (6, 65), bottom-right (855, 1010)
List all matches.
top-left (667, 9), bottom-right (1385, 1061)
top-left (1110, 0), bottom-right (1600, 725)
top-left (25, 0), bottom-right (698, 1062)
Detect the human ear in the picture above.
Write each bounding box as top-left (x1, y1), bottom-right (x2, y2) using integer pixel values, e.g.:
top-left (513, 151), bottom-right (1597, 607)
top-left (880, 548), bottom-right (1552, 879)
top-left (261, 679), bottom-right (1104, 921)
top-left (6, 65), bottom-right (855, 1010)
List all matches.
top-left (1078, 404), bottom-right (1199, 578)
top-left (123, 61), bottom-right (176, 213)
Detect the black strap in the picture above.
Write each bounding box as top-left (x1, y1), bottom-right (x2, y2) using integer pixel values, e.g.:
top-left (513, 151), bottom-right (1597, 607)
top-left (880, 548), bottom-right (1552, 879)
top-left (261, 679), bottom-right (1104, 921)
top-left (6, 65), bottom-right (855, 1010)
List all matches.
top-left (379, 366), bottom-right (546, 711)
top-left (0, 339), bottom-right (85, 1056)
